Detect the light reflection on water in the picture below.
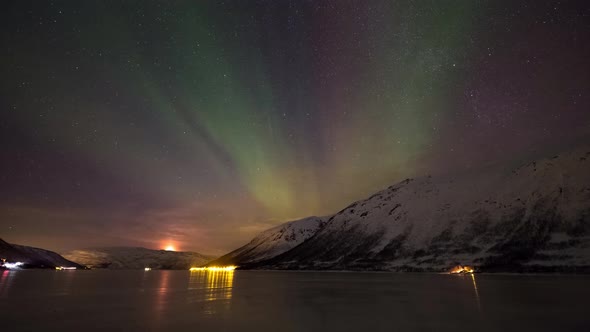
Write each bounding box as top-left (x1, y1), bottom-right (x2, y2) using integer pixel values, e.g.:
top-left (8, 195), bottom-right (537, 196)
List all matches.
top-left (154, 270), bottom-right (171, 322)
top-left (470, 274), bottom-right (482, 313)
top-left (52, 269), bottom-right (76, 296)
top-left (451, 273), bottom-right (483, 317)
top-left (188, 270), bottom-right (234, 314)
top-left (0, 271), bottom-right (588, 331)
top-left (0, 270), bottom-right (14, 296)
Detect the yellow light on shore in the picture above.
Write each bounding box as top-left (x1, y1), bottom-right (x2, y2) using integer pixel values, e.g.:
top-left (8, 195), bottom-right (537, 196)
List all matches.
top-left (449, 265), bottom-right (474, 274)
top-left (144, 267), bottom-right (151, 271)
top-left (189, 266), bottom-right (236, 272)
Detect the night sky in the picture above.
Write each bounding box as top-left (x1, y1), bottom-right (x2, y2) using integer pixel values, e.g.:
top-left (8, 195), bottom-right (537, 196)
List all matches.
top-left (1, 1), bottom-right (589, 254)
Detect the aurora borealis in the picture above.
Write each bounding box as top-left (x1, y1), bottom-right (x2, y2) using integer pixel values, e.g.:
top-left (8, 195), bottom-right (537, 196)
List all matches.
top-left (1, 1), bottom-right (589, 254)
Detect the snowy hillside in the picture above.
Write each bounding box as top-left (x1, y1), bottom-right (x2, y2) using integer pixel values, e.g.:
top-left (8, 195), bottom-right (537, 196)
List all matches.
top-left (0, 239), bottom-right (82, 269)
top-left (241, 147), bottom-right (590, 272)
top-left (62, 247), bottom-right (215, 270)
top-left (207, 216), bottom-right (326, 266)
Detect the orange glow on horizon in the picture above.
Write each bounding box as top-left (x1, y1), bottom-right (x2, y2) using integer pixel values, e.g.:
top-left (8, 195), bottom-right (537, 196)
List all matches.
top-left (164, 245), bottom-right (176, 251)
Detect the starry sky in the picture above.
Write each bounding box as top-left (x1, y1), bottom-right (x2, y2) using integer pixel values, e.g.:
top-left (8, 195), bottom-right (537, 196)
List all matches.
top-left (1, 1), bottom-right (589, 255)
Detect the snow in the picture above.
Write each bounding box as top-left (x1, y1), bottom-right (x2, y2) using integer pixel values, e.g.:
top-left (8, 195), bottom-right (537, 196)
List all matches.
top-left (62, 247), bottom-right (215, 270)
top-left (237, 146), bottom-right (590, 271)
top-left (208, 216), bottom-right (326, 266)
top-left (0, 239), bottom-right (81, 268)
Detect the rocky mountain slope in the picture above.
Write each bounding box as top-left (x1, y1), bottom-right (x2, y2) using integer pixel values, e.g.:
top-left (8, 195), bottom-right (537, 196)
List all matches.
top-left (62, 247), bottom-right (215, 270)
top-left (239, 147), bottom-right (590, 272)
top-left (0, 239), bottom-right (82, 269)
top-left (207, 216), bottom-right (326, 266)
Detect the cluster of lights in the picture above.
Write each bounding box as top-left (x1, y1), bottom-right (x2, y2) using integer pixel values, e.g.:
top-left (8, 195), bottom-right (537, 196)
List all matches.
top-left (2, 259), bottom-right (79, 271)
top-left (189, 266), bottom-right (237, 272)
top-left (144, 267), bottom-right (152, 271)
top-left (449, 265), bottom-right (475, 274)
top-left (2, 261), bottom-right (24, 270)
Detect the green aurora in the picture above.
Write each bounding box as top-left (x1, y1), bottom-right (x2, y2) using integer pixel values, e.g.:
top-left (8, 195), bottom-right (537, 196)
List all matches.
top-left (1, 1), bottom-right (589, 253)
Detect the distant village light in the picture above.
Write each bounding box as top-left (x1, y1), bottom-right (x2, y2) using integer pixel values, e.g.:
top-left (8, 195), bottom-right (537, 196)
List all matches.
top-left (189, 266), bottom-right (236, 272)
top-left (2, 262), bottom-right (24, 269)
top-left (450, 265), bottom-right (475, 274)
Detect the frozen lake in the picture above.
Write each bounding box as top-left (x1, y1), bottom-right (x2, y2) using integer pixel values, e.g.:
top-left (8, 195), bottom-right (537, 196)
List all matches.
top-left (0, 269), bottom-right (588, 331)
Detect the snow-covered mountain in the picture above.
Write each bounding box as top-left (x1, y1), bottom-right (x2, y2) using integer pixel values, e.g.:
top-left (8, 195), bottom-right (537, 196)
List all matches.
top-left (62, 247), bottom-right (215, 270)
top-left (238, 146), bottom-right (590, 272)
top-left (207, 216), bottom-right (326, 267)
top-left (0, 239), bottom-right (82, 269)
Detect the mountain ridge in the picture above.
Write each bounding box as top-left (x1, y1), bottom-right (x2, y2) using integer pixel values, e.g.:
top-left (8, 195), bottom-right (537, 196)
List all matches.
top-left (223, 145), bottom-right (590, 272)
top-left (206, 216), bottom-right (326, 267)
top-left (62, 246), bottom-right (216, 270)
top-left (0, 238), bottom-right (82, 269)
